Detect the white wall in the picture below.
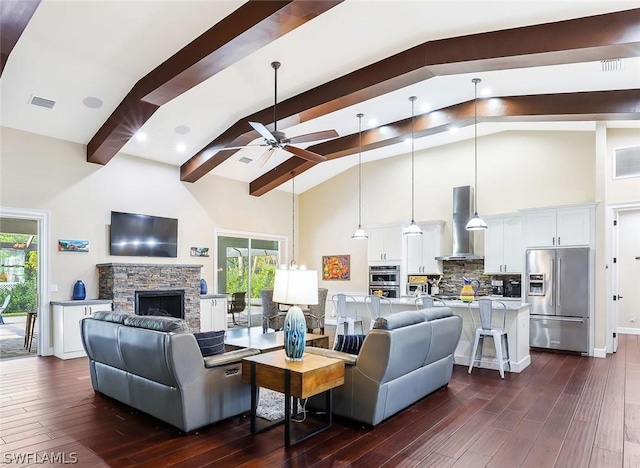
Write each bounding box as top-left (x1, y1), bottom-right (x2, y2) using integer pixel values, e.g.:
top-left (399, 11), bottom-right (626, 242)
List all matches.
top-left (0, 127), bottom-right (293, 301)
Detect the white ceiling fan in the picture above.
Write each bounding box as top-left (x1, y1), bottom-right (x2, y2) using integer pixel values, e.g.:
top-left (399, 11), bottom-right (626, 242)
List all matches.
top-left (225, 61), bottom-right (339, 168)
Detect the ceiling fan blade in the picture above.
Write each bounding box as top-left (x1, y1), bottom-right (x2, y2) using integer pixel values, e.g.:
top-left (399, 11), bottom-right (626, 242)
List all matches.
top-left (249, 121), bottom-right (276, 143)
top-left (285, 145), bottom-right (327, 163)
top-left (287, 129), bottom-right (339, 144)
top-left (253, 147), bottom-right (276, 169)
top-left (216, 144), bottom-right (269, 150)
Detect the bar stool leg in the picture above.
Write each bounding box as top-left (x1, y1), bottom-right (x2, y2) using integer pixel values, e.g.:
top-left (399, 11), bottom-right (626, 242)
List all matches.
top-left (493, 332), bottom-right (504, 379)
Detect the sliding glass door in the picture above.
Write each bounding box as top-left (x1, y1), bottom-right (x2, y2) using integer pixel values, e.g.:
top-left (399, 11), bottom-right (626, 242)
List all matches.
top-left (217, 235), bottom-right (281, 328)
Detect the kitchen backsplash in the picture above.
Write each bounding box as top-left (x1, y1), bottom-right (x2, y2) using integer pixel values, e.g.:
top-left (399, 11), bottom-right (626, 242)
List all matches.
top-left (438, 260), bottom-right (520, 296)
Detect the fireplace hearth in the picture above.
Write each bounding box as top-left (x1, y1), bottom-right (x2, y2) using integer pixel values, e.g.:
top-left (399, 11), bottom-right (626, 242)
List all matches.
top-left (135, 290), bottom-right (185, 319)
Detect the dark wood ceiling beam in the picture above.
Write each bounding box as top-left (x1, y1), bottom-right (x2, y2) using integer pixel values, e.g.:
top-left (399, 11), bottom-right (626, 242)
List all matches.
top-left (183, 8), bottom-right (640, 183)
top-left (87, 0), bottom-right (343, 165)
top-left (249, 89), bottom-right (640, 196)
top-left (0, 0), bottom-right (41, 76)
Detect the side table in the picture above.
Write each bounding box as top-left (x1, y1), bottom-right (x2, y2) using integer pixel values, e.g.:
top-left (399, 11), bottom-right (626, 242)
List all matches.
top-left (242, 349), bottom-right (344, 447)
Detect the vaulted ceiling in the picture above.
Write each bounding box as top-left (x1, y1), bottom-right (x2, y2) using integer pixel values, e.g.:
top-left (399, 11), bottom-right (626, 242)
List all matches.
top-left (1, 1), bottom-right (639, 194)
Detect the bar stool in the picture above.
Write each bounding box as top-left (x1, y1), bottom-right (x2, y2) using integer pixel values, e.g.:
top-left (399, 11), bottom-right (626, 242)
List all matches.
top-left (24, 311), bottom-right (37, 352)
top-left (364, 295), bottom-right (392, 329)
top-left (468, 298), bottom-right (510, 378)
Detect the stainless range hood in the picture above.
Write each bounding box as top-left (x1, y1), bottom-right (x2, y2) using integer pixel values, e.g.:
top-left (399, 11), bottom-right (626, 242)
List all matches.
top-left (435, 185), bottom-right (484, 261)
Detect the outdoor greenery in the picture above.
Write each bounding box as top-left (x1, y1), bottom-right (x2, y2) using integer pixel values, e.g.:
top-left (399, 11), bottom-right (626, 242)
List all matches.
top-left (226, 254), bottom-right (277, 298)
top-left (0, 234), bottom-right (38, 313)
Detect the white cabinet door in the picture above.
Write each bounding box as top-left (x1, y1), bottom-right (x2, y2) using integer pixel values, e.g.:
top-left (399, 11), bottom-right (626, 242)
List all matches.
top-left (62, 306), bottom-right (87, 354)
top-left (406, 232), bottom-right (424, 274)
top-left (406, 223), bottom-right (443, 274)
top-left (200, 297), bottom-right (228, 331)
top-left (524, 206), bottom-right (591, 248)
top-left (368, 226), bottom-right (402, 262)
top-left (502, 216), bottom-right (523, 273)
top-left (556, 207), bottom-right (591, 246)
top-left (484, 218), bottom-right (505, 274)
top-left (525, 211), bottom-right (557, 247)
top-left (484, 216), bottom-right (523, 274)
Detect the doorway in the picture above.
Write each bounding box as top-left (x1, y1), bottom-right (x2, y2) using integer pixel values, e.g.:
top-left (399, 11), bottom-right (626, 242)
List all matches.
top-left (216, 234), bottom-right (282, 329)
top-left (0, 207), bottom-right (49, 359)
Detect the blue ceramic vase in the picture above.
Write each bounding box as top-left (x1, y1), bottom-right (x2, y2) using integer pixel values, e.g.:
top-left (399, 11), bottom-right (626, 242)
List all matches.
top-left (199, 279), bottom-right (208, 295)
top-left (72, 280), bottom-right (86, 300)
top-left (283, 306), bottom-right (306, 361)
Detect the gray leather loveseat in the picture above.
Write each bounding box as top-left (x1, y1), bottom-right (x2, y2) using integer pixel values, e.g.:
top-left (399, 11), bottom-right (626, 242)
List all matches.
top-left (307, 307), bottom-right (462, 426)
top-left (80, 311), bottom-right (259, 432)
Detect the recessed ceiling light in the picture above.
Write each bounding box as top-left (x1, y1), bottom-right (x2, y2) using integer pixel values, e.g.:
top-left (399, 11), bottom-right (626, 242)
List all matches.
top-left (481, 88), bottom-right (492, 97)
top-left (135, 132), bottom-right (147, 142)
top-left (404, 137), bottom-right (412, 144)
top-left (175, 125), bottom-right (190, 135)
top-left (176, 143), bottom-right (186, 153)
top-left (449, 127), bottom-right (459, 133)
top-left (82, 96), bottom-right (103, 108)
top-left (368, 118), bottom-right (378, 127)
top-left (420, 103), bottom-right (431, 113)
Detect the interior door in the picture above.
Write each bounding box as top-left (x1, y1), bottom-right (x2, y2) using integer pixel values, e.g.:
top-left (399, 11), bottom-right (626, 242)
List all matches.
top-left (617, 210), bottom-right (640, 335)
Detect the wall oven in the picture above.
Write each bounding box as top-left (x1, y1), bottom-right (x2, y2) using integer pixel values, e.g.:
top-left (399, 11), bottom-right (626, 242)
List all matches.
top-left (369, 285), bottom-right (400, 299)
top-left (369, 265), bottom-right (400, 298)
top-left (369, 265), bottom-right (400, 285)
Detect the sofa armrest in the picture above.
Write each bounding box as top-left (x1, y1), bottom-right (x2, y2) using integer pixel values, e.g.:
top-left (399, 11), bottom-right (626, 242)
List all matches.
top-left (305, 346), bottom-right (357, 366)
top-left (204, 348), bottom-right (260, 368)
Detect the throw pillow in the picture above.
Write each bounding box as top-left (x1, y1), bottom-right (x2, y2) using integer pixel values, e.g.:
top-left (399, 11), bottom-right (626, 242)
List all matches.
top-left (334, 334), bottom-right (366, 355)
top-left (194, 330), bottom-right (225, 357)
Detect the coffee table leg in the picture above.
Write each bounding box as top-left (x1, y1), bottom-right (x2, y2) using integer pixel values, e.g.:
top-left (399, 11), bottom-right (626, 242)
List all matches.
top-left (284, 369), bottom-right (291, 447)
top-left (250, 362), bottom-right (257, 434)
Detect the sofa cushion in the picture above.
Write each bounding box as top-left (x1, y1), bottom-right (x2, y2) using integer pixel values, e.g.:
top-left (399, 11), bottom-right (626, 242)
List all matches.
top-left (194, 330), bottom-right (225, 357)
top-left (373, 310), bottom-right (425, 330)
top-left (418, 307), bottom-right (453, 322)
top-left (334, 334), bottom-right (366, 355)
top-left (91, 311), bottom-right (128, 324)
top-left (123, 315), bottom-right (189, 333)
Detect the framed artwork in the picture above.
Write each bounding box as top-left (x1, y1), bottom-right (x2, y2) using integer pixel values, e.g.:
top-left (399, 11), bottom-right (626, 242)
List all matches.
top-left (322, 254), bottom-right (350, 280)
top-left (58, 239), bottom-right (89, 252)
top-left (190, 247), bottom-right (209, 257)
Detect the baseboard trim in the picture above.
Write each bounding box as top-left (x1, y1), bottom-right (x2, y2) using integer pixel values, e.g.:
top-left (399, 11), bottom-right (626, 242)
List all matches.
top-left (593, 347), bottom-right (607, 358)
top-left (618, 327), bottom-right (640, 336)
top-left (454, 354), bottom-right (530, 373)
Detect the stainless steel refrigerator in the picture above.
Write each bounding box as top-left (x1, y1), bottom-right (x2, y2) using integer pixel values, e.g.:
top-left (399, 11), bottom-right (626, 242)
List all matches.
top-left (526, 247), bottom-right (590, 353)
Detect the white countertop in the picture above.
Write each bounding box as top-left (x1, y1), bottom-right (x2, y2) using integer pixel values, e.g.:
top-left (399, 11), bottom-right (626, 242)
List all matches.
top-left (340, 295), bottom-right (528, 311)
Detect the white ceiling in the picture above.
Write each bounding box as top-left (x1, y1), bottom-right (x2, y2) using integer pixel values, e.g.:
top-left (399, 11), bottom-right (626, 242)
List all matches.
top-left (1, 0), bottom-right (639, 194)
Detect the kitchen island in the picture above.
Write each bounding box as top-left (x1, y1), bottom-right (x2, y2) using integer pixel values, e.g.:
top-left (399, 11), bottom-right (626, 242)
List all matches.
top-left (326, 294), bottom-right (530, 373)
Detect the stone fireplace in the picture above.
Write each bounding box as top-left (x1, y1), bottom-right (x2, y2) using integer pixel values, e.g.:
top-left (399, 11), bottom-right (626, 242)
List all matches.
top-left (97, 263), bottom-right (202, 329)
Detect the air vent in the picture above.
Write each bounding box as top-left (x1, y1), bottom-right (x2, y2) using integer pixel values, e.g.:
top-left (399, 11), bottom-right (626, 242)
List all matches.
top-left (239, 157), bottom-right (253, 164)
top-left (29, 95), bottom-right (56, 109)
top-left (614, 145), bottom-right (640, 179)
top-left (601, 59), bottom-right (623, 72)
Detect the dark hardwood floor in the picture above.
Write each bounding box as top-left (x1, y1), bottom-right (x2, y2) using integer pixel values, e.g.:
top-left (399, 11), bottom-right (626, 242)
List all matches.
top-left (1, 334), bottom-right (639, 467)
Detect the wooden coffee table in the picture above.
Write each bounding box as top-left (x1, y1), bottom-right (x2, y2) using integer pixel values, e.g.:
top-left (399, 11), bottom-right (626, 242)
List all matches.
top-left (225, 330), bottom-right (329, 353)
top-left (242, 349), bottom-right (344, 447)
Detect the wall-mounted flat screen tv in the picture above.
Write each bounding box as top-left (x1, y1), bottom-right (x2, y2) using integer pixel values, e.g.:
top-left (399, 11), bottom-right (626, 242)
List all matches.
top-left (109, 211), bottom-right (178, 258)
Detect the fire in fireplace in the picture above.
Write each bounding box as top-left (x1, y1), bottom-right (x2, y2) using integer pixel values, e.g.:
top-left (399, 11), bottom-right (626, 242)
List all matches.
top-left (135, 290), bottom-right (185, 319)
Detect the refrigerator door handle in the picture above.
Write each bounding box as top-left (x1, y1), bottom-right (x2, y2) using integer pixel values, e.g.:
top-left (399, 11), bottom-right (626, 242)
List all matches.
top-left (557, 258), bottom-right (561, 308)
top-left (531, 315), bottom-right (584, 323)
top-left (550, 259), bottom-right (554, 307)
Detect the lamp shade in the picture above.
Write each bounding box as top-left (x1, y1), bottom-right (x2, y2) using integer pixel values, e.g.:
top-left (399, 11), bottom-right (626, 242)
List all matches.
top-left (272, 268), bottom-right (318, 305)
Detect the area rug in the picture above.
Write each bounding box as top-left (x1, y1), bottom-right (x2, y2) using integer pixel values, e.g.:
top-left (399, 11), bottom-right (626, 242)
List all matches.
top-left (256, 388), bottom-right (285, 421)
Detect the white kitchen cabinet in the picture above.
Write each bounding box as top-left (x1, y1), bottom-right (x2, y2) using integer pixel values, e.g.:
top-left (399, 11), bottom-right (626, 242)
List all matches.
top-left (368, 225), bottom-right (402, 263)
top-left (200, 295), bottom-right (228, 331)
top-left (524, 205), bottom-right (593, 248)
top-left (406, 221), bottom-right (444, 274)
top-left (484, 215), bottom-right (523, 274)
top-left (52, 300), bottom-right (112, 359)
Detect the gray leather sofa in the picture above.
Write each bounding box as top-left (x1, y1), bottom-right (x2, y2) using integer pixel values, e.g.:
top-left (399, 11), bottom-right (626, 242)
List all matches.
top-left (80, 311), bottom-right (259, 432)
top-left (306, 307), bottom-right (462, 426)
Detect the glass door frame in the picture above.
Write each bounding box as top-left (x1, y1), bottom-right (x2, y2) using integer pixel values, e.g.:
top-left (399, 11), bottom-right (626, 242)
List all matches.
top-left (214, 229), bottom-right (286, 329)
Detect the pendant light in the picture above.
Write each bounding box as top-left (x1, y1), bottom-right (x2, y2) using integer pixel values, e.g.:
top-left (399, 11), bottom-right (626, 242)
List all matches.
top-left (352, 113), bottom-right (368, 239)
top-left (403, 96), bottom-right (423, 236)
top-left (465, 78), bottom-right (488, 231)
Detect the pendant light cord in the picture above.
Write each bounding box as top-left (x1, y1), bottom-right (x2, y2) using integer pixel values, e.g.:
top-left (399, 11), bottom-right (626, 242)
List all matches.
top-left (410, 96), bottom-right (417, 222)
top-left (473, 78), bottom-right (480, 215)
top-left (272, 61), bottom-right (280, 133)
top-left (291, 171), bottom-right (295, 267)
top-left (357, 113), bottom-right (363, 226)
